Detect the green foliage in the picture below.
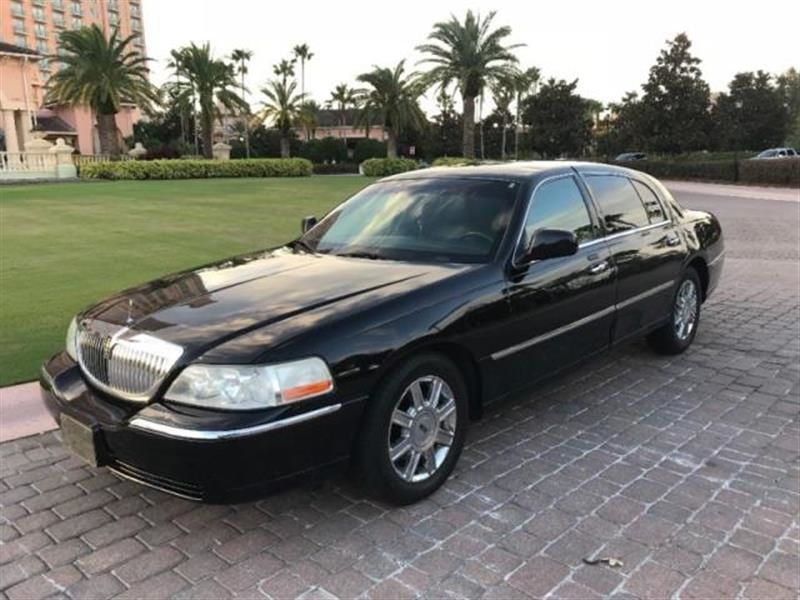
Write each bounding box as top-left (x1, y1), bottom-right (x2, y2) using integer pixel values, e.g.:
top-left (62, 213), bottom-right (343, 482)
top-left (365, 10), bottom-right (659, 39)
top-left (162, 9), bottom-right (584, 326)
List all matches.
top-left (360, 158), bottom-right (418, 177)
top-left (80, 158), bottom-right (313, 180)
top-left (611, 157), bottom-right (799, 186)
top-left (298, 137), bottom-right (349, 164)
top-left (353, 139), bottom-right (387, 162)
top-left (777, 68), bottom-right (800, 147)
top-left (431, 157), bottom-right (485, 166)
top-left (259, 77), bottom-right (305, 157)
top-left (521, 78), bottom-right (593, 158)
top-left (357, 61), bottom-right (427, 158)
top-left (739, 157), bottom-right (800, 185)
top-left (712, 71), bottom-right (789, 150)
top-left (313, 163), bottom-right (359, 175)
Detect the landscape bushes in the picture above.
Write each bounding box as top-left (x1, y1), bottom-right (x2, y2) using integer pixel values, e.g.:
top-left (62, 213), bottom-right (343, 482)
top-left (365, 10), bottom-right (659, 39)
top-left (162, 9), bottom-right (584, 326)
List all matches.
top-left (738, 157), bottom-right (800, 186)
top-left (431, 157), bottom-right (486, 167)
top-left (312, 162), bottom-right (359, 175)
top-left (359, 158), bottom-right (418, 177)
top-left (80, 158), bottom-right (313, 180)
top-left (614, 158), bottom-right (800, 186)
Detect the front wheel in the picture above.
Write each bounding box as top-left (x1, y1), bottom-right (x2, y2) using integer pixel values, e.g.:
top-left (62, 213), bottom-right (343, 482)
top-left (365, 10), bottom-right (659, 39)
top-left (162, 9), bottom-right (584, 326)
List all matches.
top-left (647, 268), bottom-right (702, 355)
top-left (356, 353), bottom-right (468, 505)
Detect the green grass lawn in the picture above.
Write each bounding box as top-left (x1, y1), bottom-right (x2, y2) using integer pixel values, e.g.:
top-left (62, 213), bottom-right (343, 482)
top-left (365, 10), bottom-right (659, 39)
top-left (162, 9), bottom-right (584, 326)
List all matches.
top-left (0, 176), bottom-right (374, 386)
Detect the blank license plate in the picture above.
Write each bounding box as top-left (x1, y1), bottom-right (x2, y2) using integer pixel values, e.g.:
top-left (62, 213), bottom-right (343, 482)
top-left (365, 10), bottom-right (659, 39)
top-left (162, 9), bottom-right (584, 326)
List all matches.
top-left (60, 414), bottom-right (100, 467)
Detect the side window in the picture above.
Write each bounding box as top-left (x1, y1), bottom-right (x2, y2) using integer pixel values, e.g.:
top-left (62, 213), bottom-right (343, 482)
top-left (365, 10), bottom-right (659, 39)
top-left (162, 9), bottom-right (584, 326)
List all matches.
top-left (631, 180), bottom-right (667, 223)
top-left (585, 175), bottom-right (649, 234)
top-left (519, 177), bottom-right (595, 256)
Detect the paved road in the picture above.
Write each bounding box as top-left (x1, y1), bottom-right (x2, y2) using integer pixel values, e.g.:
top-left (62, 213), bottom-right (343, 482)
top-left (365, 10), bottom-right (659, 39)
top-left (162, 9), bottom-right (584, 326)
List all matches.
top-left (1, 182), bottom-right (798, 599)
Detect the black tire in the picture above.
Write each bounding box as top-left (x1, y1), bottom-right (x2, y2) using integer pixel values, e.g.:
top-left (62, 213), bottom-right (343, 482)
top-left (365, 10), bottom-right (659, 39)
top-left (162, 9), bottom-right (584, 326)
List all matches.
top-left (647, 267), bottom-right (702, 355)
top-left (356, 353), bottom-right (469, 505)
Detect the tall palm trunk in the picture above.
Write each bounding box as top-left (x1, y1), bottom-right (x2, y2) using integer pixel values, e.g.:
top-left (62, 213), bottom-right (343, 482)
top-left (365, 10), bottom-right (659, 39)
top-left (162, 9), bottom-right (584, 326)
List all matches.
top-left (300, 59), bottom-right (305, 98)
top-left (201, 108), bottom-right (213, 159)
top-left (241, 70), bottom-right (250, 158)
top-left (462, 94), bottom-right (476, 158)
top-left (280, 135), bottom-right (290, 158)
top-left (501, 113), bottom-right (508, 160)
top-left (386, 129), bottom-right (398, 158)
top-left (514, 92), bottom-right (521, 160)
top-left (478, 94), bottom-right (485, 160)
top-left (96, 112), bottom-right (120, 156)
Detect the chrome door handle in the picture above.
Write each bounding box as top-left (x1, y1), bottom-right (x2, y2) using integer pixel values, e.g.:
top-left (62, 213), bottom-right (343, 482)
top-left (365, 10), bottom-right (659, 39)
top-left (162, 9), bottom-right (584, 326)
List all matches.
top-left (666, 234), bottom-right (681, 246)
top-left (589, 261), bottom-right (610, 274)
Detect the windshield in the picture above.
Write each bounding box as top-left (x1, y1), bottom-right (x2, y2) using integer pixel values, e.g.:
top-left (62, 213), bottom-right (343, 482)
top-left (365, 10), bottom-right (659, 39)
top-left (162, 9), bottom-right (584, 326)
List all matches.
top-left (299, 178), bottom-right (519, 263)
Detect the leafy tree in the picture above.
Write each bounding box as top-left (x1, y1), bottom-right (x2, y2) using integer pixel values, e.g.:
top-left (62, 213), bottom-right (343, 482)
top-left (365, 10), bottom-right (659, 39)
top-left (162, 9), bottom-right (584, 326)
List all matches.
top-left (47, 25), bottom-right (159, 156)
top-left (713, 71), bottom-right (788, 150)
top-left (638, 33), bottom-right (712, 153)
top-left (259, 77), bottom-right (304, 157)
top-left (513, 67), bottom-right (540, 159)
top-left (417, 10), bottom-right (522, 158)
top-left (356, 61), bottom-right (426, 158)
top-left (776, 68), bottom-right (800, 148)
top-left (428, 90), bottom-right (462, 158)
top-left (602, 91), bottom-right (647, 157)
top-left (297, 100), bottom-right (321, 141)
top-left (521, 78), bottom-right (593, 158)
top-left (293, 44), bottom-right (314, 98)
top-left (327, 83), bottom-right (360, 126)
top-left (230, 48), bottom-right (253, 157)
top-left (230, 125), bottom-right (299, 158)
top-left (491, 75), bottom-right (516, 159)
top-left (170, 43), bottom-right (247, 158)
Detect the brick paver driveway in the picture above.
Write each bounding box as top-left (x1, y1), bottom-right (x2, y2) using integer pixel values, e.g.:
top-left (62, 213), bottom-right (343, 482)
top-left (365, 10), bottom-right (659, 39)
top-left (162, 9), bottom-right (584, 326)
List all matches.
top-left (1, 183), bottom-right (798, 599)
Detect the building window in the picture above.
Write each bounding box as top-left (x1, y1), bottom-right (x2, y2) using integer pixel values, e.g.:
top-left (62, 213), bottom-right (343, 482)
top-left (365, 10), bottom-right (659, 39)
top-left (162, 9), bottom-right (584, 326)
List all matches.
top-left (53, 13), bottom-right (65, 27)
top-left (32, 0), bottom-right (45, 5)
top-left (35, 23), bottom-right (47, 38)
top-left (11, 1), bottom-right (24, 17)
top-left (72, 17), bottom-right (83, 29)
top-left (13, 18), bottom-right (26, 35)
top-left (33, 6), bottom-right (46, 21)
top-left (131, 18), bottom-right (141, 31)
top-left (37, 39), bottom-right (49, 54)
top-left (109, 12), bottom-right (118, 26)
top-left (108, 0), bottom-right (118, 11)
top-left (72, 1), bottom-right (82, 16)
top-left (130, 4), bottom-right (140, 17)
top-left (52, 0), bottom-right (65, 10)
top-left (15, 34), bottom-right (28, 48)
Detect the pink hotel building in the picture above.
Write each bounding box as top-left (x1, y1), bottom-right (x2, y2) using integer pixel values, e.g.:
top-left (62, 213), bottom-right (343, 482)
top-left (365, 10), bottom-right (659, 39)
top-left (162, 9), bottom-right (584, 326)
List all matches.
top-left (0, 0), bottom-right (145, 155)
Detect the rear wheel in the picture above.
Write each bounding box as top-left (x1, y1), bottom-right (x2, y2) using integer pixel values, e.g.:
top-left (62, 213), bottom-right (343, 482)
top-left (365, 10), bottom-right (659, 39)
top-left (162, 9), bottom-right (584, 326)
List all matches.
top-left (356, 353), bottom-right (468, 505)
top-left (647, 267), bottom-right (701, 355)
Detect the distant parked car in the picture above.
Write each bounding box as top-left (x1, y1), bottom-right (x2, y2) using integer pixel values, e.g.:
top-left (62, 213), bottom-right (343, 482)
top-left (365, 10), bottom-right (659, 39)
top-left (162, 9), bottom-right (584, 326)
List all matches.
top-left (753, 147), bottom-right (798, 159)
top-left (615, 152), bottom-right (647, 162)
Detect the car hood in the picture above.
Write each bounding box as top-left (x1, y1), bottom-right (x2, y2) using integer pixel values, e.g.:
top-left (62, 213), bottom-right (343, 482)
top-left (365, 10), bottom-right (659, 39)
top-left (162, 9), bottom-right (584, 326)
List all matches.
top-left (81, 247), bottom-right (471, 356)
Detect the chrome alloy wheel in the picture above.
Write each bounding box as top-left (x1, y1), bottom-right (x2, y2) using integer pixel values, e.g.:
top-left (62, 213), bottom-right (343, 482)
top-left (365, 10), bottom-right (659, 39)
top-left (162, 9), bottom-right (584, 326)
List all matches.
top-left (674, 279), bottom-right (698, 341)
top-left (387, 375), bottom-right (457, 483)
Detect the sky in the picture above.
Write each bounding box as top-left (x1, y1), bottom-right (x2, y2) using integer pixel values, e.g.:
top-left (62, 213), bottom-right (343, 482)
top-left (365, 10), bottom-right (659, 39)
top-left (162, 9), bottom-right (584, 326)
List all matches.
top-left (142, 0), bottom-right (799, 113)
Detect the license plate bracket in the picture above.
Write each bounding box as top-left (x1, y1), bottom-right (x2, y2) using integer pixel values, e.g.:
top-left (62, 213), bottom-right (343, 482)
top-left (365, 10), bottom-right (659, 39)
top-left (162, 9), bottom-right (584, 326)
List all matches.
top-left (60, 414), bottom-right (106, 467)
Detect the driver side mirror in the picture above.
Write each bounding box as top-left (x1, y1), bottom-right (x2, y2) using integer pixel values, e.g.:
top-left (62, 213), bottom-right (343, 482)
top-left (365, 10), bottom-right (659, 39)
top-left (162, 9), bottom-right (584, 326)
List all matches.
top-left (301, 215), bottom-right (317, 234)
top-left (520, 229), bottom-right (578, 263)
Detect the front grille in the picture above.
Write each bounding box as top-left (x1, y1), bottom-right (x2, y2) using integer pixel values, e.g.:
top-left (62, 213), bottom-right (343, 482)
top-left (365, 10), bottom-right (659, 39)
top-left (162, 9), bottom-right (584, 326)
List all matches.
top-left (77, 321), bottom-right (183, 402)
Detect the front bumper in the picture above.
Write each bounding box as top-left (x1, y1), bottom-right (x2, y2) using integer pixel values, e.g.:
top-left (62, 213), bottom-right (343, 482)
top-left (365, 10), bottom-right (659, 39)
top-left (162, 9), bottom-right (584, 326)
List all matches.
top-left (41, 352), bottom-right (366, 503)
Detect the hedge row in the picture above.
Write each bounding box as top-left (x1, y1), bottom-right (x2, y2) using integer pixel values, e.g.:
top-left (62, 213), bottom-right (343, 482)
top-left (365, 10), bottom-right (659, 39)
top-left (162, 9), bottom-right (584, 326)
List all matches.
top-left (80, 158), bottom-right (313, 180)
top-left (431, 157), bottom-right (486, 167)
top-left (360, 158), bottom-right (418, 177)
top-left (313, 162), bottom-right (360, 175)
top-left (614, 158), bottom-right (799, 186)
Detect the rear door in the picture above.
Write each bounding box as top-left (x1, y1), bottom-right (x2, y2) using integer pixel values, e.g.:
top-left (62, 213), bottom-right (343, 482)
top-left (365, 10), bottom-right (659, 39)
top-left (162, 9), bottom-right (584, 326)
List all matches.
top-left (581, 173), bottom-right (684, 342)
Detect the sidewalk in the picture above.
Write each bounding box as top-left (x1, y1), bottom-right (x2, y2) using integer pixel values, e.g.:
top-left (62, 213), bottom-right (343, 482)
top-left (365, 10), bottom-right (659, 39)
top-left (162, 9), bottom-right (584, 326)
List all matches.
top-left (0, 380), bottom-right (57, 442)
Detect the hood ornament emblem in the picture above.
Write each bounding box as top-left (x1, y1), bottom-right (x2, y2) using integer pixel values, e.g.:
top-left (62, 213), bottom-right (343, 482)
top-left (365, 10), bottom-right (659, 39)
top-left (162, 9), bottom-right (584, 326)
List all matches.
top-left (125, 299), bottom-right (135, 326)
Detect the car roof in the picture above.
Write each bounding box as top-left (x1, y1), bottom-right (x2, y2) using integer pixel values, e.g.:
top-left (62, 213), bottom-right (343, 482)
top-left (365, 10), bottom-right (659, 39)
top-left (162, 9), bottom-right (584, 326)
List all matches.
top-left (381, 161), bottom-right (642, 184)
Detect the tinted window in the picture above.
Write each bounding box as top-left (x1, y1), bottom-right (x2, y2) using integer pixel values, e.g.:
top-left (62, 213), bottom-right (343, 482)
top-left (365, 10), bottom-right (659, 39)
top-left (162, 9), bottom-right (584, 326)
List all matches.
top-left (631, 180), bottom-right (666, 223)
top-left (519, 177), bottom-right (595, 254)
top-left (585, 175), bottom-right (650, 234)
top-left (301, 179), bottom-right (518, 263)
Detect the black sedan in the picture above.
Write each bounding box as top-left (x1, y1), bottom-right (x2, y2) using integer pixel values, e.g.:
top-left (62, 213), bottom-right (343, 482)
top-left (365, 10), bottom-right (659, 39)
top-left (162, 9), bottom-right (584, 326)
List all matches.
top-left (41, 162), bottom-right (724, 504)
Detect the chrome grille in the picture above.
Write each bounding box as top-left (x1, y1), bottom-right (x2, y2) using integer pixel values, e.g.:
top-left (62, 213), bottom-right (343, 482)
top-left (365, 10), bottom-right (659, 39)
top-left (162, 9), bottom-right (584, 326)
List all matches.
top-left (77, 321), bottom-right (183, 402)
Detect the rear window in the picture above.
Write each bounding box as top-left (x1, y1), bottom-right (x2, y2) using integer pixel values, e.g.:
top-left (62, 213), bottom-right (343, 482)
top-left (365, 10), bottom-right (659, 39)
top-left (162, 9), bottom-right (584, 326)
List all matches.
top-left (585, 175), bottom-right (650, 234)
top-left (631, 180), bottom-right (666, 223)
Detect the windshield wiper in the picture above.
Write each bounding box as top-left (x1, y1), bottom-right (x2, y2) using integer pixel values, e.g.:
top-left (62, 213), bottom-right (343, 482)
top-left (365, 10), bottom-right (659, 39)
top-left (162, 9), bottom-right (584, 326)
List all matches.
top-left (334, 251), bottom-right (386, 260)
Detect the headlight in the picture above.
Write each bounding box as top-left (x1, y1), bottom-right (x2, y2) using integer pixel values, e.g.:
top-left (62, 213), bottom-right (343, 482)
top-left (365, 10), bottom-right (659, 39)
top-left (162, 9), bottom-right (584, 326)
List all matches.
top-left (65, 317), bottom-right (79, 361)
top-left (164, 357), bottom-right (334, 410)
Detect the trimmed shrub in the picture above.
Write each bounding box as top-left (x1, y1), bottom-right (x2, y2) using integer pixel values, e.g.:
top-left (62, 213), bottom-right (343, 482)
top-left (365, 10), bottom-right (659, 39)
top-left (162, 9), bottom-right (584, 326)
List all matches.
top-left (739, 157), bottom-right (800, 186)
top-left (360, 158), bottom-right (418, 177)
top-left (313, 163), bottom-right (359, 175)
top-left (80, 158), bottom-right (313, 180)
top-left (353, 139), bottom-right (387, 163)
top-left (431, 157), bottom-right (486, 167)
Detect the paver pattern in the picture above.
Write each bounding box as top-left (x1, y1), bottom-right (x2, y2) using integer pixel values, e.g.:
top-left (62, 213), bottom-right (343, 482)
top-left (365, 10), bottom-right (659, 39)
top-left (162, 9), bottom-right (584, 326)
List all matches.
top-left (1, 185), bottom-right (798, 599)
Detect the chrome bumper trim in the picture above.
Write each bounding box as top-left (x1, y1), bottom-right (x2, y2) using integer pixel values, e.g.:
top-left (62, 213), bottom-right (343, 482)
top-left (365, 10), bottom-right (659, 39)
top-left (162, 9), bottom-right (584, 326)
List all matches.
top-left (128, 403), bottom-right (342, 441)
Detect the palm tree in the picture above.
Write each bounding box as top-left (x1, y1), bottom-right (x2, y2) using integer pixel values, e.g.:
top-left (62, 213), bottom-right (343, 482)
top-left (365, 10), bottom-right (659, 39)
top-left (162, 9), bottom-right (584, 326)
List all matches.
top-left (230, 48), bottom-right (253, 158)
top-left (170, 43), bottom-right (246, 159)
top-left (356, 61), bottom-right (426, 158)
top-left (273, 59), bottom-right (296, 86)
top-left (417, 10), bottom-right (522, 158)
top-left (298, 100), bottom-right (320, 141)
top-left (491, 75), bottom-right (516, 159)
top-left (292, 44), bottom-right (314, 98)
top-left (46, 25), bottom-right (159, 156)
top-left (513, 66), bottom-right (540, 159)
top-left (327, 83), bottom-right (360, 140)
top-left (259, 78), bottom-right (304, 157)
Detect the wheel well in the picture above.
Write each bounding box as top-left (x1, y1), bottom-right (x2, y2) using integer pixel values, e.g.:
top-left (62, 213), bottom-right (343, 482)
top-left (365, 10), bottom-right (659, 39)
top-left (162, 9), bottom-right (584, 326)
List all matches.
top-left (375, 342), bottom-right (484, 421)
top-left (688, 257), bottom-right (709, 301)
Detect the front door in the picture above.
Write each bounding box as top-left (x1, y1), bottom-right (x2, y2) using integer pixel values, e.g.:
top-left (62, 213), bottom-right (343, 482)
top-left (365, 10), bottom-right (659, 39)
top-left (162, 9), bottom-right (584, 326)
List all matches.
top-left (494, 174), bottom-right (617, 392)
